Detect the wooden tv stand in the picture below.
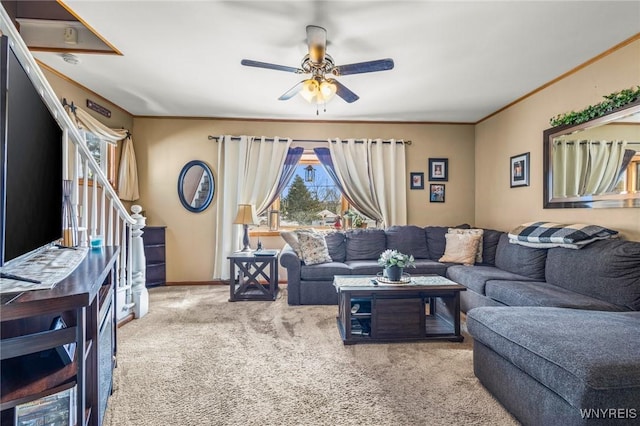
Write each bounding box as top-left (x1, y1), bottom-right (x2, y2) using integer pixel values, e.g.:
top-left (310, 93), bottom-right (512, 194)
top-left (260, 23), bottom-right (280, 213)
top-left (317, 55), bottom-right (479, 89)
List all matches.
top-left (0, 247), bottom-right (119, 426)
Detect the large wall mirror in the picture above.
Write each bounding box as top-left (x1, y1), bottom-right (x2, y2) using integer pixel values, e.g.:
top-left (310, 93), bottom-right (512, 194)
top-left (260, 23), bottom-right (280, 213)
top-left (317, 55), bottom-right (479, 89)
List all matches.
top-left (178, 160), bottom-right (215, 212)
top-left (543, 100), bottom-right (640, 208)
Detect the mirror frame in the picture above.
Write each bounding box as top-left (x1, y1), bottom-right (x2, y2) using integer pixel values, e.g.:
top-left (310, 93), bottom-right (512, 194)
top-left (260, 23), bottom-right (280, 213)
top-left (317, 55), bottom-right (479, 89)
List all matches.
top-left (543, 99), bottom-right (640, 209)
top-left (177, 160), bottom-right (215, 213)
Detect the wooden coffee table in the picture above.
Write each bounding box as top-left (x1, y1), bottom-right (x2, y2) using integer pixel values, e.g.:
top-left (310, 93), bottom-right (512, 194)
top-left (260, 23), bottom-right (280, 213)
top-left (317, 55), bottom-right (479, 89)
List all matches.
top-left (333, 275), bottom-right (466, 345)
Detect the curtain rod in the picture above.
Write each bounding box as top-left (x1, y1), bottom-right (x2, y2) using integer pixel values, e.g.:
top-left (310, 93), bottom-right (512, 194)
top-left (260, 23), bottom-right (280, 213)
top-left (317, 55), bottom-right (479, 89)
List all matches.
top-left (555, 140), bottom-right (640, 145)
top-left (207, 135), bottom-right (411, 145)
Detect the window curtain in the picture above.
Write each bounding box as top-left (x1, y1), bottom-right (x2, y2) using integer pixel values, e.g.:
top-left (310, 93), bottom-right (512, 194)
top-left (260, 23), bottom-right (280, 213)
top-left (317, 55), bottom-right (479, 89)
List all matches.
top-left (212, 136), bottom-right (292, 280)
top-left (315, 138), bottom-right (407, 227)
top-left (553, 139), bottom-right (628, 197)
top-left (118, 135), bottom-right (140, 201)
top-left (261, 147), bottom-right (304, 213)
top-left (65, 104), bottom-right (139, 201)
top-left (66, 105), bottom-right (128, 143)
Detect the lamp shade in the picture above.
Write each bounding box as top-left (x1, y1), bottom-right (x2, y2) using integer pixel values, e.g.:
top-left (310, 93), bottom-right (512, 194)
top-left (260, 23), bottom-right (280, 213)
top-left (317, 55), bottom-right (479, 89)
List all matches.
top-left (233, 204), bottom-right (259, 225)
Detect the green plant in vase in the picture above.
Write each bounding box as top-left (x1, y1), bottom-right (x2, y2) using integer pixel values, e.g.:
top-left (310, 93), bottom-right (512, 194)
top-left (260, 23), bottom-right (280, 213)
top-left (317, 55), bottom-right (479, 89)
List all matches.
top-left (378, 249), bottom-right (415, 281)
top-left (343, 209), bottom-right (367, 228)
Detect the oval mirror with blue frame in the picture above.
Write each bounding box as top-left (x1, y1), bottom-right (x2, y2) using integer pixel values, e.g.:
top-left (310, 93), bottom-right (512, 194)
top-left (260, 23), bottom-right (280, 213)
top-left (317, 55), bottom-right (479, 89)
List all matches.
top-left (177, 160), bottom-right (215, 212)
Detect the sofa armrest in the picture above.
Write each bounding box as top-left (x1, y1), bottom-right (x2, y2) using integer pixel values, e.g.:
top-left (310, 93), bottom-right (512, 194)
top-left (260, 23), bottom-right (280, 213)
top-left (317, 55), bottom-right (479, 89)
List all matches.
top-left (280, 244), bottom-right (303, 305)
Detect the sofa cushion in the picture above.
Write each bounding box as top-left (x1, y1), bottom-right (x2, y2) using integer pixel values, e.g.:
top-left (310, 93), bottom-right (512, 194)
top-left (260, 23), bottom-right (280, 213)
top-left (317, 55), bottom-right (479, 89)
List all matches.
top-left (345, 229), bottom-right (386, 261)
top-left (446, 265), bottom-right (537, 295)
top-left (467, 307), bottom-right (640, 408)
top-left (344, 260), bottom-right (383, 276)
top-left (300, 262), bottom-right (351, 281)
top-left (385, 225), bottom-right (430, 259)
top-left (425, 224), bottom-right (470, 260)
top-left (545, 239), bottom-right (640, 311)
top-left (479, 229), bottom-right (504, 266)
top-left (495, 234), bottom-right (547, 280)
top-left (484, 280), bottom-right (627, 311)
top-left (439, 233), bottom-right (482, 265)
top-left (412, 259), bottom-right (448, 276)
top-left (297, 232), bottom-right (332, 265)
top-left (323, 231), bottom-right (346, 263)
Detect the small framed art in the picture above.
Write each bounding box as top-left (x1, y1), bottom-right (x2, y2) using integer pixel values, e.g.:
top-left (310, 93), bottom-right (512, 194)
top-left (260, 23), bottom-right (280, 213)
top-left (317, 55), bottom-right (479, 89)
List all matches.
top-left (428, 158), bottom-right (448, 181)
top-left (429, 184), bottom-right (445, 203)
top-left (510, 152), bottom-right (530, 187)
top-left (410, 172), bottom-right (424, 189)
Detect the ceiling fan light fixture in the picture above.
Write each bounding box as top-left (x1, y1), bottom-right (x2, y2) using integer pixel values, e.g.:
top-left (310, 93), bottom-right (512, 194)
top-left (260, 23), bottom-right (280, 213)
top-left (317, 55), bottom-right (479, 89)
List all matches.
top-left (319, 80), bottom-right (337, 102)
top-left (300, 79), bottom-right (319, 103)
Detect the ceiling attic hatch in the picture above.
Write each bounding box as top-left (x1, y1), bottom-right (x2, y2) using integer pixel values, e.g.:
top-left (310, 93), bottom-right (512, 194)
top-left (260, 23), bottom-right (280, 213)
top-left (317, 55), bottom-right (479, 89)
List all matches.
top-left (1, 0), bottom-right (119, 55)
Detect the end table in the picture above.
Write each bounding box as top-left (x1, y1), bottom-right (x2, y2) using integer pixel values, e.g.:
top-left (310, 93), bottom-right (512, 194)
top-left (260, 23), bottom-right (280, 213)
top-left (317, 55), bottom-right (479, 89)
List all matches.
top-left (228, 250), bottom-right (279, 301)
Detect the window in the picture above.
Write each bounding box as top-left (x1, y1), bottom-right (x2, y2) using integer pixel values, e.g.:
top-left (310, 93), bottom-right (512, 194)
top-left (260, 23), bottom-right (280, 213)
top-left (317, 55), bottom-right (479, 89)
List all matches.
top-left (78, 131), bottom-right (116, 186)
top-left (258, 150), bottom-right (374, 231)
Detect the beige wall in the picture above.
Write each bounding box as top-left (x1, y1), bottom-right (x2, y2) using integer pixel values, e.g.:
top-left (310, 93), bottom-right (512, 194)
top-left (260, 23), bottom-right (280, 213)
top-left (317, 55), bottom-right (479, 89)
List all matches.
top-left (475, 39), bottom-right (640, 241)
top-left (132, 118), bottom-right (475, 282)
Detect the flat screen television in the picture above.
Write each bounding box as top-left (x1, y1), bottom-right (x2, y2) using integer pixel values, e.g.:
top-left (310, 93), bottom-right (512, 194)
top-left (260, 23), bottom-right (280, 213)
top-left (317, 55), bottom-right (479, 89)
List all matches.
top-left (0, 35), bottom-right (63, 267)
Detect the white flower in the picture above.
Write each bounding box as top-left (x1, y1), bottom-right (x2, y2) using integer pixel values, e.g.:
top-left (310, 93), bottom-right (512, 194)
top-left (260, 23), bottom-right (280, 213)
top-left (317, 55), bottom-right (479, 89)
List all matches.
top-left (377, 249), bottom-right (415, 268)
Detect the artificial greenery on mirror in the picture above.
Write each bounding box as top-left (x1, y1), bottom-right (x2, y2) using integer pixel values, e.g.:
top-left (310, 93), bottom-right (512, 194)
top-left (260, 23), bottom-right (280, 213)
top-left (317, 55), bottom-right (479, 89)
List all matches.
top-left (549, 86), bottom-right (640, 127)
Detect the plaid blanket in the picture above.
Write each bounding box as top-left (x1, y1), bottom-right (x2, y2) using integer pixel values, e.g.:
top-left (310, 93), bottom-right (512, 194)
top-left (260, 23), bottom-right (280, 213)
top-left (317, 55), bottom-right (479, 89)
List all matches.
top-left (508, 221), bottom-right (618, 249)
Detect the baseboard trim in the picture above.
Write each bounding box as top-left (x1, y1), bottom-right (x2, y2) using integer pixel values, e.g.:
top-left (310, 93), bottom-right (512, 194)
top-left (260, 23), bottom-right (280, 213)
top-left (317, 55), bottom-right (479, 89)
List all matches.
top-left (117, 313), bottom-right (135, 328)
top-left (164, 281), bottom-right (288, 286)
top-left (165, 280), bottom-right (228, 286)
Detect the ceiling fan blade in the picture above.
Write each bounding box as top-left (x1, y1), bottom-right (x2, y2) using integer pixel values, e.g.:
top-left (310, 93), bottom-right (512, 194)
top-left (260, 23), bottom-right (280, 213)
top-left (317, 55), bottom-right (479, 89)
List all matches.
top-left (241, 59), bottom-right (301, 73)
top-left (278, 81), bottom-right (305, 100)
top-left (333, 58), bottom-right (394, 76)
top-left (306, 25), bottom-right (327, 63)
top-left (331, 79), bottom-right (359, 103)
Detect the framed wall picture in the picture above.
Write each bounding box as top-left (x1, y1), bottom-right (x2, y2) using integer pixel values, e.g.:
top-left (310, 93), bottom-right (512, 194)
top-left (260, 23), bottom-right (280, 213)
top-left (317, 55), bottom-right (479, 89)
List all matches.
top-left (429, 184), bottom-right (445, 203)
top-left (410, 172), bottom-right (424, 189)
top-left (428, 158), bottom-right (448, 181)
top-left (510, 152), bottom-right (530, 187)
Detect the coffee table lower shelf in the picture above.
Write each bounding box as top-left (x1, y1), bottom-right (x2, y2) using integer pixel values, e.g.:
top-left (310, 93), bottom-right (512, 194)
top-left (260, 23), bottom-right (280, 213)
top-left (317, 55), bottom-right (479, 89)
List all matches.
top-left (336, 312), bottom-right (464, 345)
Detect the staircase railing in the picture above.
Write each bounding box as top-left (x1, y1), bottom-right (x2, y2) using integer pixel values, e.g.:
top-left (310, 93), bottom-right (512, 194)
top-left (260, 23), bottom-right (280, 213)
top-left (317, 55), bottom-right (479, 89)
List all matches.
top-left (0, 7), bottom-right (148, 321)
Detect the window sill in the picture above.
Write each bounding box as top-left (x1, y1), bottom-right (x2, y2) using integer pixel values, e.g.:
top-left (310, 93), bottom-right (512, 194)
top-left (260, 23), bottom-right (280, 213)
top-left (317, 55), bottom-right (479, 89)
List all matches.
top-left (249, 226), bottom-right (340, 237)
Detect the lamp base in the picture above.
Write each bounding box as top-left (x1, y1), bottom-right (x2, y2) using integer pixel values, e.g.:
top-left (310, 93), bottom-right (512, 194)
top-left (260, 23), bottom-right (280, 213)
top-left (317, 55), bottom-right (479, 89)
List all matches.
top-left (240, 224), bottom-right (251, 252)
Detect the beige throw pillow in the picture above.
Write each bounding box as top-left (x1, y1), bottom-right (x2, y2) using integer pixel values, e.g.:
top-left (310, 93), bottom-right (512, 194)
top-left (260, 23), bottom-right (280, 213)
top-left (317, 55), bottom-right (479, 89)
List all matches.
top-left (280, 228), bottom-right (315, 257)
top-left (297, 232), bottom-right (332, 265)
top-left (448, 228), bottom-right (484, 263)
top-left (439, 233), bottom-right (482, 265)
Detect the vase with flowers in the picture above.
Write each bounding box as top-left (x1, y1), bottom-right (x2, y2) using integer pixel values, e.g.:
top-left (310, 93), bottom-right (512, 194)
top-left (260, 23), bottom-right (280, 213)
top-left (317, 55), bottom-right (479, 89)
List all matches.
top-left (377, 249), bottom-right (416, 281)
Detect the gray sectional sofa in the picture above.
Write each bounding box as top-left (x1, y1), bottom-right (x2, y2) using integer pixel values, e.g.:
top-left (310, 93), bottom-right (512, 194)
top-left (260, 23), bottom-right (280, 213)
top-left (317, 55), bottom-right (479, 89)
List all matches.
top-left (280, 225), bottom-right (469, 305)
top-left (280, 225), bottom-right (640, 425)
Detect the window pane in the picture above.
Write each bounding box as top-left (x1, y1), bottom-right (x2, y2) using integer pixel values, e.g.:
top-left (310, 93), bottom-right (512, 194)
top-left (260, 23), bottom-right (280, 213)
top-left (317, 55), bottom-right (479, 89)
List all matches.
top-left (280, 163), bottom-right (342, 227)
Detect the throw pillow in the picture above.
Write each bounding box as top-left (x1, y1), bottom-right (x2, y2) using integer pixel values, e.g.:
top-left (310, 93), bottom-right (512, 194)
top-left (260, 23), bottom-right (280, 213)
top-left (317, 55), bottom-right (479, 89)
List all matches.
top-left (439, 233), bottom-right (482, 265)
top-left (280, 228), bottom-right (315, 256)
top-left (448, 228), bottom-right (484, 263)
top-left (297, 232), bottom-right (332, 265)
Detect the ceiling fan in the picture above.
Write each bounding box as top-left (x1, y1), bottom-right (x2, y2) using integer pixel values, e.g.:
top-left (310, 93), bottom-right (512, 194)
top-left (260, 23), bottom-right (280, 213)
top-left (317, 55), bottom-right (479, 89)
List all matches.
top-left (241, 25), bottom-right (394, 110)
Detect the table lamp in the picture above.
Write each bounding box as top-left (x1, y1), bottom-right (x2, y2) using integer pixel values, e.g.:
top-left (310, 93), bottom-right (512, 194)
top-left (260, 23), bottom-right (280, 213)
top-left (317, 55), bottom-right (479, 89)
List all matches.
top-left (234, 204), bottom-right (258, 252)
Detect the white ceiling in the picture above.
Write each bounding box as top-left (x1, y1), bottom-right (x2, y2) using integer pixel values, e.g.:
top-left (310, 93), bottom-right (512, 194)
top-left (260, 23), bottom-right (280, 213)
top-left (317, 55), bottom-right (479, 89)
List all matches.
top-left (31, 1), bottom-right (640, 123)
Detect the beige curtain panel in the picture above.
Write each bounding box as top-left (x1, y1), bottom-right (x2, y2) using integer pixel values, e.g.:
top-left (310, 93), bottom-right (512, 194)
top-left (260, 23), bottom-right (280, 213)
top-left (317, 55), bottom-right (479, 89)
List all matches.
top-left (118, 136), bottom-right (140, 201)
top-left (66, 106), bottom-right (128, 144)
top-left (65, 103), bottom-right (139, 201)
top-left (552, 139), bottom-right (627, 197)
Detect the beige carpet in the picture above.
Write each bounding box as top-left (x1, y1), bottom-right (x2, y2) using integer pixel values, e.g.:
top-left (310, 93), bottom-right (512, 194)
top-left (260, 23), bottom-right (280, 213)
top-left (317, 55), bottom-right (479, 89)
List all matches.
top-left (104, 285), bottom-right (518, 426)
